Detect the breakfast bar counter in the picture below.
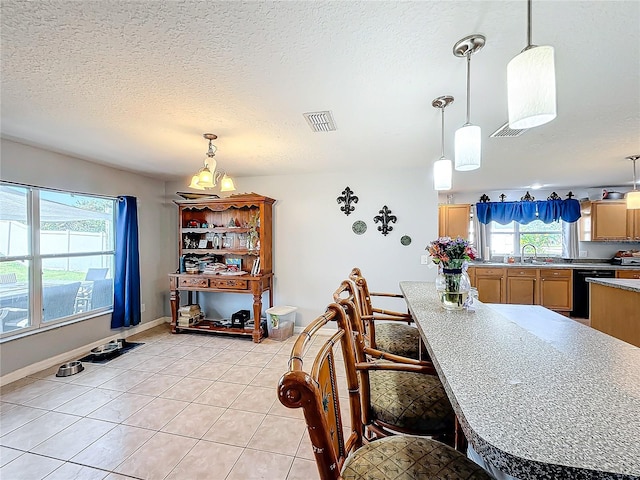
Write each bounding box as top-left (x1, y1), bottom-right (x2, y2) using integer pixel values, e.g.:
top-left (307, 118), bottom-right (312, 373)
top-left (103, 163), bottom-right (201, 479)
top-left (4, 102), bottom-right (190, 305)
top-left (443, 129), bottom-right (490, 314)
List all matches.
top-left (399, 281), bottom-right (640, 480)
top-left (588, 278), bottom-right (640, 347)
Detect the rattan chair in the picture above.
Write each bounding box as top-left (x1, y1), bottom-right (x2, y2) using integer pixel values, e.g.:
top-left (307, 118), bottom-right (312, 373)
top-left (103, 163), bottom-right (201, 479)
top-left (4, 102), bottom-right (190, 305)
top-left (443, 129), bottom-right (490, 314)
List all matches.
top-left (278, 302), bottom-right (491, 480)
top-left (347, 267), bottom-right (424, 360)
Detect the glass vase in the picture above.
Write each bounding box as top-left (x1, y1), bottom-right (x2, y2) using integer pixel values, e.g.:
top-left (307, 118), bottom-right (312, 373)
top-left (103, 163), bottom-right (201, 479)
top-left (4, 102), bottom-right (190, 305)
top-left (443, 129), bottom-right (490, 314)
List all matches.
top-left (436, 265), bottom-right (471, 311)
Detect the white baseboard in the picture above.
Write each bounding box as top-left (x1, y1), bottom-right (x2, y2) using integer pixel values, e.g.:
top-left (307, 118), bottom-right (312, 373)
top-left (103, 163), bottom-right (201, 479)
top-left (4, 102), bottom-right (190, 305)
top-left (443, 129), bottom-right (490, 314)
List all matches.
top-left (0, 317), bottom-right (171, 387)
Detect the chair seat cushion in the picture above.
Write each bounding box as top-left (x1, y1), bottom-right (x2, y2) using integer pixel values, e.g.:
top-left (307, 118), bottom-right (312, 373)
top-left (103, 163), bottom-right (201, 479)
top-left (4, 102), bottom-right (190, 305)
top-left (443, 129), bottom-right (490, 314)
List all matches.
top-left (374, 323), bottom-right (424, 360)
top-left (341, 435), bottom-right (491, 480)
top-left (369, 370), bottom-right (453, 434)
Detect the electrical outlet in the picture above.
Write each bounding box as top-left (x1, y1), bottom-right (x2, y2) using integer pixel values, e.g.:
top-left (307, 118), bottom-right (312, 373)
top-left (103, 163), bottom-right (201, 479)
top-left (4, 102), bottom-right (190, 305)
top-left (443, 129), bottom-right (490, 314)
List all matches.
top-left (421, 254), bottom-right (430, 265)
top-left (579, 251), bottom-right (587, 258)
top-left (141, 303), bottom-right (146, 313)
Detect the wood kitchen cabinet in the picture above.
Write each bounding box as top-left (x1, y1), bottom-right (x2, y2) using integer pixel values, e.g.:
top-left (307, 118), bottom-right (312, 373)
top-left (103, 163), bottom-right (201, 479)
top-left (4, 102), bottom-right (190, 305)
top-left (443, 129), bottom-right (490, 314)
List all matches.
top-left (539, 269), bottom-right (572, 312)
top-left (616, 270), bottom-right (640, 279)
top-left (467, 266), bottom-right (476, 287)
top-left (506, 268), bottom-right (538, 305)
top-left (438, 204), bottom-right (471, 239)
top-left (474, 267), bottom-right (506, 303)
top-left (626, 209), bottom-right (640, 240)
top-left (591, 201), bottom-right (632, 241)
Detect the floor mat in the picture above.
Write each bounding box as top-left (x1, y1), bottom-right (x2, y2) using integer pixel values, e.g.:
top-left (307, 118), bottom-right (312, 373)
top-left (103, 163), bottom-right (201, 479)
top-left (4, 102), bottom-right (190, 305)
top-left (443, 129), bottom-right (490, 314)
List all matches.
top-left (78, 342), bottom-right (144, 364)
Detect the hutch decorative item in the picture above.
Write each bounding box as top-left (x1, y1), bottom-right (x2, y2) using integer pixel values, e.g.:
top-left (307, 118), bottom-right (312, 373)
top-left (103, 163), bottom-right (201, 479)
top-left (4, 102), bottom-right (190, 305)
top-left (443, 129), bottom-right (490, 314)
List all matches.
top-left (373, 205), bottom-right (397, 236)
top-left (169, 193), bottom-right (275, 342)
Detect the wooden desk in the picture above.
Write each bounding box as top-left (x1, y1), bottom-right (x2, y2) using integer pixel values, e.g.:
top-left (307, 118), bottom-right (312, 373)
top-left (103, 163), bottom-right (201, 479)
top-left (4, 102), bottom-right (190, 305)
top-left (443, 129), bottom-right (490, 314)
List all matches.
top-left (400, 281), bottom-right (640, 479)
top-left (168, 273), bottom-right (273, 342)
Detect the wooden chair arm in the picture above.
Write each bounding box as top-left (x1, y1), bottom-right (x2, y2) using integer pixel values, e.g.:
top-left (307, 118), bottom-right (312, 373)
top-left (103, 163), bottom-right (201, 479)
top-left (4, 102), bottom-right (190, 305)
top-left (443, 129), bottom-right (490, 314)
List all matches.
top-left (355, 361), bottom-right (438, 376)
top-left (363, 346), bottom-right (431, 367)
top-left (369, 309), bottom-right (413, 320)
top-left (370, 291), bottom-right (404, 299)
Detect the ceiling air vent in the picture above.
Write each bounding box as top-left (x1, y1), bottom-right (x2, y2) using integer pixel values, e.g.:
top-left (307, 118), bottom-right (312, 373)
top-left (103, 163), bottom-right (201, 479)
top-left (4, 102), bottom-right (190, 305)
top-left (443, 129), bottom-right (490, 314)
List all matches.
top-left (490, 122), bottom-right (528, 138)
top-left (303, 111), bottom-right (336, 132)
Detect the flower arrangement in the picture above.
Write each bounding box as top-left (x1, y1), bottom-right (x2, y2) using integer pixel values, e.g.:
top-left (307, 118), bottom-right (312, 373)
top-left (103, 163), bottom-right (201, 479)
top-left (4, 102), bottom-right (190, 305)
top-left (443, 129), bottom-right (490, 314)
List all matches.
top-left (428, 237), bottom-right (476, 310)
top-left (427, 236), bottom-right (477, 269)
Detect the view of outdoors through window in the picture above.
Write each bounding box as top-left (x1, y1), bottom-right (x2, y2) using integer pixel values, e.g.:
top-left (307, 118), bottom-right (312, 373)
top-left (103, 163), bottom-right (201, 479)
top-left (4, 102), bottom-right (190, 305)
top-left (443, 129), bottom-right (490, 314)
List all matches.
top-left (490, 219), bottom-right (562, 257)
top-left (0, 184), bottom-right (116, 336)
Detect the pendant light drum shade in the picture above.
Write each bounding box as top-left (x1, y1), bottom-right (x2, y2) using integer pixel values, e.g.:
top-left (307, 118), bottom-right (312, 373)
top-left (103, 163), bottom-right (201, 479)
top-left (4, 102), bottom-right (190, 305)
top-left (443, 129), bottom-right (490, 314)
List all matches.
top-left (508, 45), bottom-right (557, 129)
top-left (433, 158), bottom-right (453, 190)
top-left (626, 191), bottom-right (640, 209)
top-left (454, 124), bottom-right (482, 171)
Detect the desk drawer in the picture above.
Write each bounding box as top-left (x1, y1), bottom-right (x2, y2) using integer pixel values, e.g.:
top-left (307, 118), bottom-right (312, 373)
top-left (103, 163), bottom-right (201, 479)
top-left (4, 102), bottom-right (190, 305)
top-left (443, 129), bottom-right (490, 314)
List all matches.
top-left (179, 276), bottom-right (209, 288)
top-left (210, 278), bottom-right (248, 290)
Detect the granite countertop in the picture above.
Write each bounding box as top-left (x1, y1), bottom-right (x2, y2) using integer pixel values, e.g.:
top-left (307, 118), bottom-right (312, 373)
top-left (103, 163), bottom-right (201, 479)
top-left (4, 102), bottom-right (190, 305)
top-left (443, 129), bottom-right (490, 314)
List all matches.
top-left (587, 277), bottom-right (640, 292)
top-left (399, 281), bottom-right (640, 480)
top-left (472, 261), bottom-right (640, 270)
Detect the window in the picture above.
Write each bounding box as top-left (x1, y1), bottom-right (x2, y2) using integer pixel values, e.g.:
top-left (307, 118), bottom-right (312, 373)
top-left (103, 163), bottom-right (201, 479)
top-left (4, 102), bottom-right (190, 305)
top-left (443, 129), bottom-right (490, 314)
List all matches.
top-left (489, 219), bottom-right (562, 257)
top-left (0, 184), bottom-right (116, 337)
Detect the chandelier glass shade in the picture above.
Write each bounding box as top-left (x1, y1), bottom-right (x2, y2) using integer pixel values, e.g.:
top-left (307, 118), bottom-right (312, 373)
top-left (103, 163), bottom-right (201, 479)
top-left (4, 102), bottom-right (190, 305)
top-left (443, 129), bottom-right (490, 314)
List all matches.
top-left (507, 0), bottom-right (557, 129)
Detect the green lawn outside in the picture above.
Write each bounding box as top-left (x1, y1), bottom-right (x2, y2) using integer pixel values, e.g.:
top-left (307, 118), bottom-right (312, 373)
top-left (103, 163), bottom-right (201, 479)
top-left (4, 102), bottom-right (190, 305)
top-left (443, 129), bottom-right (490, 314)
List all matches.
top-left (0, 261), bottom-right (85, 282)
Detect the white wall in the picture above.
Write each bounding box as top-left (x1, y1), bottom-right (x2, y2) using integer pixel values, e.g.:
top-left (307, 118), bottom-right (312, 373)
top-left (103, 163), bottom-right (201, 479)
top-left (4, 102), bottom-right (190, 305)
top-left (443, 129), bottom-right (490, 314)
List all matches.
top-left (0, 139), bottom-right (173, 376)
top-left (166, 167), bottom-right (440, 329)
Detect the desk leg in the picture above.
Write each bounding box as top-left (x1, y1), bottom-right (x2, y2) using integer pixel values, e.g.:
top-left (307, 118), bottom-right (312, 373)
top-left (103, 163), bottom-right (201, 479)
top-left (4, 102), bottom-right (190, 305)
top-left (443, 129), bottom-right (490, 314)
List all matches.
top-left (170, 290), bottom-right (179, 333)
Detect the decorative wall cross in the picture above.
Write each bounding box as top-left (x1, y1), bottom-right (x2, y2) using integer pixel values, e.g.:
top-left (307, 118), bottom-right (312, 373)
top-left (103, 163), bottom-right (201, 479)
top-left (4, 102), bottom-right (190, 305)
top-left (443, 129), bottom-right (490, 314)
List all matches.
top-left (373, 206), bottom-right (397, 236)
top-left (336, 187), bottom-right (358, 216)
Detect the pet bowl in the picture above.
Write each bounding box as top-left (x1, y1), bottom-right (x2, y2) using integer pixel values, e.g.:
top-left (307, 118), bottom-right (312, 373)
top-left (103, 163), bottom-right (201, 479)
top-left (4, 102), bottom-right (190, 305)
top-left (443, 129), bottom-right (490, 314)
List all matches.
top-left (56, 361), bottom-right (84, 377)
top-left (91, 343), bottom-right (120, 356)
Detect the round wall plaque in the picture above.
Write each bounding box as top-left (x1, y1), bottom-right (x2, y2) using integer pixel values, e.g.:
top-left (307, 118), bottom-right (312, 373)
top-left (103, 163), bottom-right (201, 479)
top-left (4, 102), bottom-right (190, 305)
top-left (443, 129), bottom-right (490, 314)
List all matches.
top-left (400, 235), bottom-right (412, 246)
top-left (352, 220), bottom-right (367, 235)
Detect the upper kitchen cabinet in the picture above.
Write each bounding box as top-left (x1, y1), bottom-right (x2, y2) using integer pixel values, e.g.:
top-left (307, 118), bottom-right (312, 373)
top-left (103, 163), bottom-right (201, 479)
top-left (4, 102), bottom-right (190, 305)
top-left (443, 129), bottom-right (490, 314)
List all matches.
top-left (438, 204), bottom-right (471, 239)
top-left (589, 201), bottom-right (636, 241)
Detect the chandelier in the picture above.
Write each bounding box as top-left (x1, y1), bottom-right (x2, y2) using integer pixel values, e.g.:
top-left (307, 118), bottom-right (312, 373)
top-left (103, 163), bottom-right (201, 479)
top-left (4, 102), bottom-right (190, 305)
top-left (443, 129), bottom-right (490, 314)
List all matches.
top-left (189, 133), bottom-right (236, 191)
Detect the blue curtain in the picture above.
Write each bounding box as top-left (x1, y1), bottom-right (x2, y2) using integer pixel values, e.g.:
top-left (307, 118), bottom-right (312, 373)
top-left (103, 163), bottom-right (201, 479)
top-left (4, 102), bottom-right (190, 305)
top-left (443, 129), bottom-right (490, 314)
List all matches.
top-left (476, 198), bottom-right (581, 225)
top-left (112, 196), bottom-right (141, 328)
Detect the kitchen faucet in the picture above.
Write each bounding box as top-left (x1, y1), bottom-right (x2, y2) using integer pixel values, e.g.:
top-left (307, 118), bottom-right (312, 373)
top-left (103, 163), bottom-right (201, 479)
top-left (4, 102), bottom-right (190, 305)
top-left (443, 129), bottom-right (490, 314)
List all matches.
top-left (521, 244), bottom-right (537, 263)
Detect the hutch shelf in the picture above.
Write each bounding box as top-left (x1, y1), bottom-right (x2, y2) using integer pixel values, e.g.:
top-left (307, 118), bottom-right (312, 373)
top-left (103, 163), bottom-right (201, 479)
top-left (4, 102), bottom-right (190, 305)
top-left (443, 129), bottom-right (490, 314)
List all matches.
top-left (169, 193), bottom-right (275, 342)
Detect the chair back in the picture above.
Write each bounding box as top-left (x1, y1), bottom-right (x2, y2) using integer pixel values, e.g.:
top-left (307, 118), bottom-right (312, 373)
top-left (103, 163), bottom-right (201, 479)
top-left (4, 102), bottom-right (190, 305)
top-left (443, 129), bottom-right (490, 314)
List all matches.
top-left (43, 282), bottom-right (81, 321)
top-left (90, 279), bottom-right (114, 309)
top-left (335, 277), bottom-right (378, 350)
top-left (348, 268), bottom-right (374, 317)
top-left (0, 273), bottom-right (17, 284)
top-left (278, 303), bottom-right (363, 480)
top-left (85, 268), bottom-right (109, 281)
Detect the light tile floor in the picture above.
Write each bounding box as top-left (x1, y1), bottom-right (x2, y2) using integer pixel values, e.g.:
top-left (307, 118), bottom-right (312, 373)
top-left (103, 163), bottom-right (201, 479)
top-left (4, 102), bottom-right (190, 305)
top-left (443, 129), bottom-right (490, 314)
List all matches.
top-left (0, 325), bottom-right (325, 480)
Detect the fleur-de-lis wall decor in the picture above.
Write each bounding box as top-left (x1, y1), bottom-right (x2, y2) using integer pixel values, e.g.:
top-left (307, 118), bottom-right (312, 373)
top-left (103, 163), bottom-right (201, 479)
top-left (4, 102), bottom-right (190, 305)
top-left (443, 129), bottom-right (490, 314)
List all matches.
top-left (336, 187), bottom-right (358, 216)
top-left (373, 206), bottom-right (397, 236)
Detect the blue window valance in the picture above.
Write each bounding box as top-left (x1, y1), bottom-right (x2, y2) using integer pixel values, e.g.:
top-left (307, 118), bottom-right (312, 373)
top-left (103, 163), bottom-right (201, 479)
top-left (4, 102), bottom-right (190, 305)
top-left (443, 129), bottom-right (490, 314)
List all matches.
top-left (476, 199), bottom-right (581, 225)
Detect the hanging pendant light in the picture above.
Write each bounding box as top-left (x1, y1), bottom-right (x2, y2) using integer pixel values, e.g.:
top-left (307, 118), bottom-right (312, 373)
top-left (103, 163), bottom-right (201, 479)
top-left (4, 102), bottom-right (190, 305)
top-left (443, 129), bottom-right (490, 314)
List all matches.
top-left (432, 95), bottom-right (454, 190)
top-left (626, 155), bottom-right (640, 209)
top-left (508, 0), bottom-right (557, 129)
top-left (188, 133), bottom-right (236, 191)
top-left (453, 34), bottom-right (485, 172)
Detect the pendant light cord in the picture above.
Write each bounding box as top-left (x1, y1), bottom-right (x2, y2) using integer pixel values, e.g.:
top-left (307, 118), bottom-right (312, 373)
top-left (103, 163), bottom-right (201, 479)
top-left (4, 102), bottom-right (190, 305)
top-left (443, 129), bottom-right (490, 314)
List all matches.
top-left (440, 106), bottom-right (445, 158)
top-left (465, 54), bottom-right (471, 125)
top-left (527, 0), bottom-right (532, 48)
top-left (634, 158), bottom-right (638, 190)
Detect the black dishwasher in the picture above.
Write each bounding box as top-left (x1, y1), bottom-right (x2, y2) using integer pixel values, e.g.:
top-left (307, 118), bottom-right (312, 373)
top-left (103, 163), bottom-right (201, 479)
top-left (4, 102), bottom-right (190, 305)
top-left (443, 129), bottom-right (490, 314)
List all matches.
top-left (571, 269), bottom-right (616, 318)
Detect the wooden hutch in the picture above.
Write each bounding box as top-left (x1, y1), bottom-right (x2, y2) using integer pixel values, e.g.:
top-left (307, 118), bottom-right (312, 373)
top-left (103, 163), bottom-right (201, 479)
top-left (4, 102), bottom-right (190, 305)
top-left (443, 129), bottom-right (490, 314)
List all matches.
top-left (169, 193), bottom-right (275, 342)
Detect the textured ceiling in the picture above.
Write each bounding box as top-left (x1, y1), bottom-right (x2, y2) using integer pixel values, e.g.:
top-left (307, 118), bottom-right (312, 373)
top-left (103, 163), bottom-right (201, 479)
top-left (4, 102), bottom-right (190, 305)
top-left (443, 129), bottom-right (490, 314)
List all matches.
top-left (1, 0), bottom-right (639, 193)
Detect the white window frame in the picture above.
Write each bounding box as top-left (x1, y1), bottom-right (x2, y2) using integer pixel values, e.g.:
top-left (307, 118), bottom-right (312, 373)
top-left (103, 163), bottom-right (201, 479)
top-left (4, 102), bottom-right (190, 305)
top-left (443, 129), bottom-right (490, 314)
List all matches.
top-left (489, 219), bottom-right (563, 258)
top-left (0, 183), bottom-right (116, 340)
